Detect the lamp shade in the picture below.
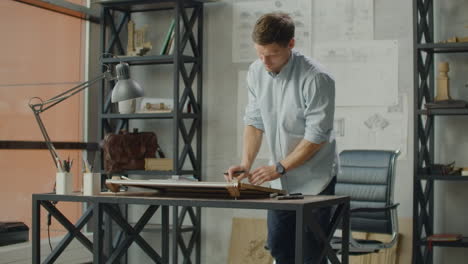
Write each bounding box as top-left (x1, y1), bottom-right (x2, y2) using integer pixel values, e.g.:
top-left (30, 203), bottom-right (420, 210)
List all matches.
top-left (111, 62), bottom-right (144, 102)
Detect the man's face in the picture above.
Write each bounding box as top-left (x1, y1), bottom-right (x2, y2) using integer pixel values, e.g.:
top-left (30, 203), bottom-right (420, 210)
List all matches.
top-left (254, 39), bottom-right (294, 73)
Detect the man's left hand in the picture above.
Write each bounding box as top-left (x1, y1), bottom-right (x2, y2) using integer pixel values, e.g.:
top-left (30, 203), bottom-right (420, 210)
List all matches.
top-left (250, 165), bottom-right (281, 185)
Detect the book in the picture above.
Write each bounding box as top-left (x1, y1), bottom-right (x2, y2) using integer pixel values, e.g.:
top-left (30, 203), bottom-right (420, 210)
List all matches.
top-left (427, 234), bottom-right (463, 251)
top-left (427, 233), bottom-right (462, 242)
top-left (166, 29), bottom-right (175, 55)
top-left (160, 19), bottom-right (175, 55)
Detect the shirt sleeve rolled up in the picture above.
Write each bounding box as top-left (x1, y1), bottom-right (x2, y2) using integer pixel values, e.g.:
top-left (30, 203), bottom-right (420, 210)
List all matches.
top-left (303, 72), bottom-right (335, 144)
top-left (243, 69), bottom-right (265, 131)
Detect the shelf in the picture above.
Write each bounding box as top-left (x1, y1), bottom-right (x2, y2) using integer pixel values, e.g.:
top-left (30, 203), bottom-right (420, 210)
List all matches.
top-left (102, 170), bottom-right (197, 176)
top-left (418, 108), bottom-right (468, 115)
top-left (417, 42), bottom-right (468, 53)
top-left (129, 223), bottom-right (196, 233)
top-left (101, 113), bottom-right (174, 119)
top-left (97, 0), bottom-right (199, 12)
top-left (421, 237), bottom-right (468, 248)
top-left (102, 55), bottom-right (197, 66)
top-left (101, 113), bottom-right (199, 119)
top-left (418, 174), bottom-right (468, 181)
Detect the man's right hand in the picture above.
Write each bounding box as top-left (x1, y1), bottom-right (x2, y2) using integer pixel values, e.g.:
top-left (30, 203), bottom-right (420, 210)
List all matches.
top-left (225, 165), bottom-right (250, 182)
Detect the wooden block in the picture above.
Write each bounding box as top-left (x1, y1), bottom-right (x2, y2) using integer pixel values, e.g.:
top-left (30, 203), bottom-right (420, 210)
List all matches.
top-left (350, 232), bottom-right (400, 264)
top-left (228, 218), bottom-right (273, 264)
top-left (145, 158), bottom-right (173, 171)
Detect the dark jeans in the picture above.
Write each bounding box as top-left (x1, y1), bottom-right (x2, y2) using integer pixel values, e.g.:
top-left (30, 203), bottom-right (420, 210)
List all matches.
top-left (267, 177), bottom-right (336, 264)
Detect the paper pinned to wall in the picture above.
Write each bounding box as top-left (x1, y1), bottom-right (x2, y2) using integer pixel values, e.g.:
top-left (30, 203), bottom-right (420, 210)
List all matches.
top-left (313, 0), bottom-right (374, 41)
top-left (314, 40), bottom-right (399, 107)
top-left (232, 0), bottom-right (312, 63)
top-left (237, 71), bottom-right (270, 160)
top-left (334, 94), bottom-right (408, 159)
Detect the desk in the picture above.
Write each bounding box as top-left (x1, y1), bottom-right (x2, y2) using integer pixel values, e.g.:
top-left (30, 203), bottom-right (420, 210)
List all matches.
top-left (32, 193), bottom-right (350, 264)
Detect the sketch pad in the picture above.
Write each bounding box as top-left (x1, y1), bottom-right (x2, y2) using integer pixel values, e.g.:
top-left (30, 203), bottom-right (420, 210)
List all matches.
top-left (105, 179), bottom-right (286, 198)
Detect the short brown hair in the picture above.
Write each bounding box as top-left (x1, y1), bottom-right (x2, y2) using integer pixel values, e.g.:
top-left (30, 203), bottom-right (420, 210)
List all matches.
top-left (252, 13), bottom-right (295, 47)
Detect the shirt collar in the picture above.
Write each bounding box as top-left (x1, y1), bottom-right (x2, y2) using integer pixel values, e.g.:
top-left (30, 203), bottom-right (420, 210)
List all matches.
top-left (267, 51), bottom-right (295, 79)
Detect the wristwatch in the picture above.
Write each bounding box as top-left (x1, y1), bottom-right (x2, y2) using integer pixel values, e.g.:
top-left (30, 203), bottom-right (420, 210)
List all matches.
top-left (275, 162), bottom-right (286, 175)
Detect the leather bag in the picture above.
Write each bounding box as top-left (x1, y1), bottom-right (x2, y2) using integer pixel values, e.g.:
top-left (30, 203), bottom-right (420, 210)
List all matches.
top-left (102, 129), bottom-right (165, 173)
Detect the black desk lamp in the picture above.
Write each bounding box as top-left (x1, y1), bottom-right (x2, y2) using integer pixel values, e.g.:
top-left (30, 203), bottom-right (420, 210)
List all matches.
top-left (29, 61), bottom-right (144, 172)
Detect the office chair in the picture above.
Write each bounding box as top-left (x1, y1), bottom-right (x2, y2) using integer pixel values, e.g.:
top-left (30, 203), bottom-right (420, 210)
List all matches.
top-left (331, 149), bottom-right (400, 255)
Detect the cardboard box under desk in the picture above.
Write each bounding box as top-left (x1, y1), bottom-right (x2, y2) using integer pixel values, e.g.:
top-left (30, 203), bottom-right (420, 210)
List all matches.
top-left (145, 158), bottom-right (173, 171)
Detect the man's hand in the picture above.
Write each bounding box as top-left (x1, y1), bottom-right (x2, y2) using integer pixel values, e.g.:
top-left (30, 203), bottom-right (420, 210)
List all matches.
top-left (225, 165), bottom-right (250, 182)
top-left (250, 165), bottom-right (281, 185)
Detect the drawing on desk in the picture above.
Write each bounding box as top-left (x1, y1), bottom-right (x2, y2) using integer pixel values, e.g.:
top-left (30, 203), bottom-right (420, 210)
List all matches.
top-left (232, 0), bottom-right (312, 62)
top-left (105, 178), bottom-right (285, 198)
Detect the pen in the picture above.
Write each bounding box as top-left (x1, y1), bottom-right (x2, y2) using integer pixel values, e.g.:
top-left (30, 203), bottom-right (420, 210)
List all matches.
top-left (276, 193), bottom-right (304, 200)
top-left (223, 170), bottom-right (246, 176)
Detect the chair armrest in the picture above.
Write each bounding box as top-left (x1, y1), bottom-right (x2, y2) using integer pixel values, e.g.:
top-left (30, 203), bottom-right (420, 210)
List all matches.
top-left (350, 203), bottom-right (400, 214)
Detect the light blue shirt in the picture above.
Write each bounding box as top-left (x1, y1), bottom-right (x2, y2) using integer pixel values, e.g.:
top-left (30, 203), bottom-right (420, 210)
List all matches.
top-left (244, 51), bottom-right (336, 195)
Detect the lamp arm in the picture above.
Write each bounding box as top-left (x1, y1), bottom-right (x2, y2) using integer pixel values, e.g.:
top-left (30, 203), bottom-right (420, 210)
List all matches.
top-left (30, 71), bottom-right (111, 113)
top-left (32, 110), bottom-right (63, 170)
top-left (29, 71), bottom-right (111, 171)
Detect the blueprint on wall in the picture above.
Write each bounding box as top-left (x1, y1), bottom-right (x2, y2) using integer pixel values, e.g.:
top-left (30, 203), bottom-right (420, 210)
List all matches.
top-left (334, 95), bottom-right (408, 159)
top-left (313, 0), bottom-right (374, 41)
top-left (314, 40), bottom-right (399, 107)
top-left (232, 0), bottom-right (312, 62)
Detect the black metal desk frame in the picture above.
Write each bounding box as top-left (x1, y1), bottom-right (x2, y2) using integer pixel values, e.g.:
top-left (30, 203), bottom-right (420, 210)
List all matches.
top-left (32, 193), bottom-right (350, 264)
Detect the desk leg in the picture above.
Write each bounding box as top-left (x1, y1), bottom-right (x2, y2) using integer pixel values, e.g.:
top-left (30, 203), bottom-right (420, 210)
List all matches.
top-left (295, 208), bottom-right (305, 264)
top-left (93, 202), bottom-right (104, 263)
top-left (32, 198), bottom-right (41, 264)
top-left (196, 207), bottom-right (201, 264)
top-left (172, 206), bottom-right (179, 264)
top-left (341, 202), bottom-right (350, 264)
top-left (162, 205), bottom-right (169, 264)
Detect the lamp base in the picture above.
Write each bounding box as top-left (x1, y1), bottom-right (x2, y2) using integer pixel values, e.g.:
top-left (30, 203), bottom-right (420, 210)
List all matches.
top-left (118, 99), bottom-right (136, 114)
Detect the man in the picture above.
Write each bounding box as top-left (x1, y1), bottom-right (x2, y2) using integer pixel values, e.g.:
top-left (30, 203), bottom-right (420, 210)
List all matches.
top-left (225, 13), bottom-right (336, 264)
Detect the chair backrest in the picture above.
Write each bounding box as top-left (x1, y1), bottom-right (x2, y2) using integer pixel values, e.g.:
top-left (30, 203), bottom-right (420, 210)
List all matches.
top-left (336, 149), bottom-right (399, 235)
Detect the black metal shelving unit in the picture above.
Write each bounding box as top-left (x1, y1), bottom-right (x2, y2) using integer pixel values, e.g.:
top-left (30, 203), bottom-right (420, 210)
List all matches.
top-left (413, 0), bottom-right (468, 263)
top-left (97, 0), bottom-right (204, 263)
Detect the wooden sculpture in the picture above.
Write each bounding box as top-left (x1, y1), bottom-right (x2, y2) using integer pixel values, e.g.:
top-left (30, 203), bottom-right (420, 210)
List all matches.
top-left (435, 61), bottom-right (451, 102)
top-left (127, 20), bottom-right (152, 56)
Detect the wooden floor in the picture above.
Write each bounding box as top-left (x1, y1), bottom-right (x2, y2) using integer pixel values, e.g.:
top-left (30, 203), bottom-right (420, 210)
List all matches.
top-left (0, 234), bottom-right (92, 264)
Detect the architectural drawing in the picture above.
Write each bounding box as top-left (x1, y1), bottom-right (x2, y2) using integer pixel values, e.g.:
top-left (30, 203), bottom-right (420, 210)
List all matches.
top-left (334, 118), bottom-right (345, 137)
top-left (364, 114), bottom-right (389, 130)
top-left (232, 0), bottom-right (312, 63)
top-left (314, 40), bottom-right (399, 107)
top-left (313, 0), bottom-right (374, 41)
top-left (334, 95), bottom-right (408, 159)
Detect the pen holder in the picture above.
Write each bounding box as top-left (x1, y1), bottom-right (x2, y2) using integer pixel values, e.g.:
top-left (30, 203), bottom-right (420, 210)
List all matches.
top-left (83, 172), bottom-right (101, 196)
top-left (56, 172), bottom-right (73, 195)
